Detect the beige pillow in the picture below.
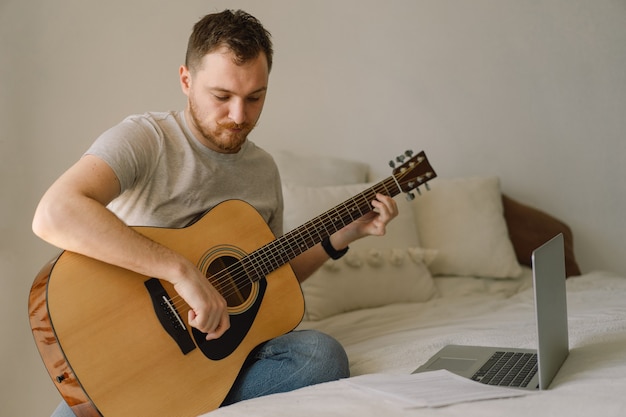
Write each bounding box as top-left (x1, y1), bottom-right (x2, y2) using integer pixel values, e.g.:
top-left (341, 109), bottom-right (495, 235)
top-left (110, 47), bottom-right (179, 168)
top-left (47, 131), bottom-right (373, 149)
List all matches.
top-left (282, 182), bottom-right (438, 320)
top-left (411, 177), bottom-right (522, 278)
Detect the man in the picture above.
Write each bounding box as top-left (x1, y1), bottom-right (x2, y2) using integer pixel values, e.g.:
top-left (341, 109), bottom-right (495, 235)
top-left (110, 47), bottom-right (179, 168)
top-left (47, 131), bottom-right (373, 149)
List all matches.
top-left (33, 9), bottom-right (398, 416)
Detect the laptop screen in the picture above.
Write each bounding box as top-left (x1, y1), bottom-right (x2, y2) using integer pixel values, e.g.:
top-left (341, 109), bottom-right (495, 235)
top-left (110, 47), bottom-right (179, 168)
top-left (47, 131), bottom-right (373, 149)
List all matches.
top-left (532, 233), bottom-right (569, 389)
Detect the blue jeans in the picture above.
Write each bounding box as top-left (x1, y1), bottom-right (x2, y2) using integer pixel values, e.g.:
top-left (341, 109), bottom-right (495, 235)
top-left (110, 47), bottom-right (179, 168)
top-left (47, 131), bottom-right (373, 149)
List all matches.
top-left (51, 330), bottom-right (349, 416)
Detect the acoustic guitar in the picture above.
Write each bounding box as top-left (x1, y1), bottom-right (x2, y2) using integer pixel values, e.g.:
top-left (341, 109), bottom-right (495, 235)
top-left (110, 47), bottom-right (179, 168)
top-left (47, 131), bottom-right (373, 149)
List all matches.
top-left (28, 150), bottom-right (436, 417)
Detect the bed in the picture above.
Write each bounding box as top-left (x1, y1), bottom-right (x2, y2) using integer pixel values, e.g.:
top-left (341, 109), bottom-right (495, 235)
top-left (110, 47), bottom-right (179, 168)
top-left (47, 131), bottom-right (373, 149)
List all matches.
top-left (201, 150), bottom-right (626, 417)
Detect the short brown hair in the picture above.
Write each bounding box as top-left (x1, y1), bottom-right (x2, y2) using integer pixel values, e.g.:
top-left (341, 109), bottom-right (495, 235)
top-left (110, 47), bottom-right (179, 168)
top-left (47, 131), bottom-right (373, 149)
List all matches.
top-left (185, 10), bottom-right (273, 73)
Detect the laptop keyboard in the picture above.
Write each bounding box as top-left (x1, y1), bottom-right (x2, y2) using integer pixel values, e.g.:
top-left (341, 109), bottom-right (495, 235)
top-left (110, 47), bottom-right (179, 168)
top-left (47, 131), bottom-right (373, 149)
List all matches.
top-left (471, 351), bottom-right (538, 387)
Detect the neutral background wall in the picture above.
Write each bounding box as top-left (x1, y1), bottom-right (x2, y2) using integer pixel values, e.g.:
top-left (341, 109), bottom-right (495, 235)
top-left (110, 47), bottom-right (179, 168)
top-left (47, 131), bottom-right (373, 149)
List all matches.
top-left (2, 1), bottom-right (624, 415)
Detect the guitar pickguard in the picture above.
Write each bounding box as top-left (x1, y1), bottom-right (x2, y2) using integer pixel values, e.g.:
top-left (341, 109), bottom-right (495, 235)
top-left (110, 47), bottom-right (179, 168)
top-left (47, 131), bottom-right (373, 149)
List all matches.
top-left (193, 277), bottom-right (267, 360)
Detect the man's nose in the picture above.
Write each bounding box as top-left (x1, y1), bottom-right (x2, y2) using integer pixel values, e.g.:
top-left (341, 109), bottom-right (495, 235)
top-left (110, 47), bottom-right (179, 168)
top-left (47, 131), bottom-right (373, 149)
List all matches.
top-left (228, 100), bottom-right (246, 125)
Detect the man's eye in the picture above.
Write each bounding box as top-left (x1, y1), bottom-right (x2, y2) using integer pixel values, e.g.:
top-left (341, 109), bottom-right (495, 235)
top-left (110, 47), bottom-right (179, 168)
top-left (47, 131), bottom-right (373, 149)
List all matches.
top-left (213, 95), bottom-right (229, 101)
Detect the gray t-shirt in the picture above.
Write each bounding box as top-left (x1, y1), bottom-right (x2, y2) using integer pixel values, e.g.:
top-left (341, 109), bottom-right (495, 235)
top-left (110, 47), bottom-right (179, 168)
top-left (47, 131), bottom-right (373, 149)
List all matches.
top-left (85, 111), bottom-right (284, 237)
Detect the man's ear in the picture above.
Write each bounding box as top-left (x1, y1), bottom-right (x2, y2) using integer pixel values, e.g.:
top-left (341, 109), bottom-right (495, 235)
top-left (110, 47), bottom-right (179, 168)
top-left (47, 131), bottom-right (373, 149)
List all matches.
top-left (179, 65), bottom-right (192, 95)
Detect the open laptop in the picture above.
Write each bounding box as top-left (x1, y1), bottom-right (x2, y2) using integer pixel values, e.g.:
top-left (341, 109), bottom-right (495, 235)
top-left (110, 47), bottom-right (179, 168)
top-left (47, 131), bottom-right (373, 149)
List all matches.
top-left (413, 233), bottom-right (569, 390)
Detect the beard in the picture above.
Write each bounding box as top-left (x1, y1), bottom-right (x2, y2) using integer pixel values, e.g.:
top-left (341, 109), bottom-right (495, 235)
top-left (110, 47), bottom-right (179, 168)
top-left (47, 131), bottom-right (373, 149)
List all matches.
top-left (187, 98), bottom-right (255, 153)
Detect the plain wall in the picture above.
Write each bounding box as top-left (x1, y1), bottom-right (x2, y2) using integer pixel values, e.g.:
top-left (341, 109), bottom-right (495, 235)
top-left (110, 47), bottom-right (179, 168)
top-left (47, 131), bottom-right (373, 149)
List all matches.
top-left (1, 0), bottom-right (625, 415)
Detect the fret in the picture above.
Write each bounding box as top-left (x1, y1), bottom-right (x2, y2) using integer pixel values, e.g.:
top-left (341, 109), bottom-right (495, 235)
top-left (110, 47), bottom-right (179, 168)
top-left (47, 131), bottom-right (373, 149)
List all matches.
top-left (383, 177), bottom-right (399, 195)
top-left (247, 251), bottom-right (266, 280)
top-left (240, 255), bottom-right (259, 283)
top-left (271, 240), bottom-right (290, 266)
top-left (354, 191), bottom-right (372, 217)
top-left (259, 245), bottom-right (275, 275)
top-left (259, 242), bottom-right (277, 272)
top-left (302, 220), bottom-right (319, 248)
top-left (308, 217), bottom-right (325, 242)
top-left (277, 232), bottom-right (295, 259)
top-left (316, 210), bottom-right (334, 236)
top-left (340, 199), bottom-right (360, 223)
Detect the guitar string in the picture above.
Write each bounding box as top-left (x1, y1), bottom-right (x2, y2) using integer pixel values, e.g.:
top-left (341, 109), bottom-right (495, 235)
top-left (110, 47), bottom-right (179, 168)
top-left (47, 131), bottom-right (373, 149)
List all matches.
top-left (164, 171), bottom-right (416, 315)
top-left (170, 177), bottom-right (397, 308)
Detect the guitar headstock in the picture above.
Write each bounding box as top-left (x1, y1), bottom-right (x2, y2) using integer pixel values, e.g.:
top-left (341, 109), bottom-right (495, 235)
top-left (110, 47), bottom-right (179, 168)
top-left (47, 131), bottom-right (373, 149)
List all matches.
top-left (390, 150), bottom-right (437, 200)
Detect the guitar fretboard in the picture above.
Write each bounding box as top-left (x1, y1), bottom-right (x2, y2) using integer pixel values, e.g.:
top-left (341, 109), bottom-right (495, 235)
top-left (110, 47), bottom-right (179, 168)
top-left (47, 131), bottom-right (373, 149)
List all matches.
top-left (241, 176), bottom-right (401, 282)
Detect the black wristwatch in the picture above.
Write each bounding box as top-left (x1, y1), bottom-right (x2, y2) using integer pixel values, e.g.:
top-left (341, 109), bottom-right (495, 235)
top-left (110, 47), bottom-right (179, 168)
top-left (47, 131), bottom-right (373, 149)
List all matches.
top-left (321, 236), bottom-right (349, 260)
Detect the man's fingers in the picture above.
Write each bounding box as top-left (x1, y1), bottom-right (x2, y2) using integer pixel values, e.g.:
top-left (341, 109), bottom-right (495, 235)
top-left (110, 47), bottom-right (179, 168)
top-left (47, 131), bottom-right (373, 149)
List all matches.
top-left (204, 313), bottom-right (231, 340)
top-left (188, 307), bottom-right (231, 340)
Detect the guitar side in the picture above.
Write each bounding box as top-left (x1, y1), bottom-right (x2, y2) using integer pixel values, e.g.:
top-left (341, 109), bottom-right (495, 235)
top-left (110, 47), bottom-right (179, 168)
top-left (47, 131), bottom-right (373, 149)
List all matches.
top-left (29, 256), bottom-right (99, 417)
top-left (29, 200), bottom-right (304, 417)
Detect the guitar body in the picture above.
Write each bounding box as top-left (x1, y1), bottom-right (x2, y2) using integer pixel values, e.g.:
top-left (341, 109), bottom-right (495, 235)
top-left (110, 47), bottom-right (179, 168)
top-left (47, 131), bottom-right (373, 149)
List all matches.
top-left (29, 200), bottom-right (304, 417)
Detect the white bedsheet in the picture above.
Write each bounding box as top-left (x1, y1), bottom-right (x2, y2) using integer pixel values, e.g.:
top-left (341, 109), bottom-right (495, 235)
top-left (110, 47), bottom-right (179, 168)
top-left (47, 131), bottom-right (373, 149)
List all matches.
top-left (203, 270), bottom-right (626, 417)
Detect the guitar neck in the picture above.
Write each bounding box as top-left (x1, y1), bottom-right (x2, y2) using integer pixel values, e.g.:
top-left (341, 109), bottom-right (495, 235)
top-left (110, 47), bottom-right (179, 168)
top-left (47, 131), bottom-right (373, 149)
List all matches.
top-left (243, 176), bottom-right (400, 282)
top-left (240, 150), bottom-right (436, 282)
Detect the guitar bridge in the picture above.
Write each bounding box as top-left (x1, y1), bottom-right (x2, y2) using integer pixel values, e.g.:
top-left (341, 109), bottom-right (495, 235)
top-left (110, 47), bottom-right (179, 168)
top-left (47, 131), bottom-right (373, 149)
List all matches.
top-left (144, 278), bottom-right (196, 355)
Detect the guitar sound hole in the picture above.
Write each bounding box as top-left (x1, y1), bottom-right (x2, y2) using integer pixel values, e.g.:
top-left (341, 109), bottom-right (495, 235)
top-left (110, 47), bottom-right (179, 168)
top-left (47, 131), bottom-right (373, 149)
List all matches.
top-left (206, 256), bottom-right (253, 308)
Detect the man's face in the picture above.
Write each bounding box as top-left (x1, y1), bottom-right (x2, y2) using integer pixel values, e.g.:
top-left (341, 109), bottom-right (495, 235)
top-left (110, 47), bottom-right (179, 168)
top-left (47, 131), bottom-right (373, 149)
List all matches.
top-left (180, 47), bottom-right (269, 154)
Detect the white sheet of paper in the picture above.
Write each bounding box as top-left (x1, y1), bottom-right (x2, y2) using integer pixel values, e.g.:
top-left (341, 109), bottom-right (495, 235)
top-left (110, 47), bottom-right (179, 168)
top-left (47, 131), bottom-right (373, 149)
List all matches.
top-left (344, 370), bottom-right (534, 408)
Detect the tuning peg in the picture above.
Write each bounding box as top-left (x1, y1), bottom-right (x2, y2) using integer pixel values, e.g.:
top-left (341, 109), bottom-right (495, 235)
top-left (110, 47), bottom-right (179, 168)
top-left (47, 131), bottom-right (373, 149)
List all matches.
top-left (425, 183), bottom-right (431, 191)
top-left (389, 160), bottom-right (396, 168)
top-left (405, 192), bottom-right (415, 201)
top-left (405, 150), bottom-right (414, 157)
top-left (396, 155), bottom-right (406, 163)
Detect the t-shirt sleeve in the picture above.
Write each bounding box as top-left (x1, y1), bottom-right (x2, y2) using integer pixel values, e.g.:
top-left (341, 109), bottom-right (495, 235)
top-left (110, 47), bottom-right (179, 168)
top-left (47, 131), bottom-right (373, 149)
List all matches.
top-left (84, 115), bottom-right (162, 193)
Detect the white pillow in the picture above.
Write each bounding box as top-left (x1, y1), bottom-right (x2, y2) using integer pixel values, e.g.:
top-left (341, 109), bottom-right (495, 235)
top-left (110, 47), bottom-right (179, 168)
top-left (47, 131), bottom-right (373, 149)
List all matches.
top-left (282, 182), bottom-right (438, 320)
top-left (272, 150), bottom-right (370, 186)
top-left (411, 176), bottom-right (522, 278)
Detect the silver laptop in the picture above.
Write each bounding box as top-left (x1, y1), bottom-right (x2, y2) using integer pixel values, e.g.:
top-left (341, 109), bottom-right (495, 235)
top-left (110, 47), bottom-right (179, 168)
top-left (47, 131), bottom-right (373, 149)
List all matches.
top-left (413, 233), bottom-right (569, 390)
